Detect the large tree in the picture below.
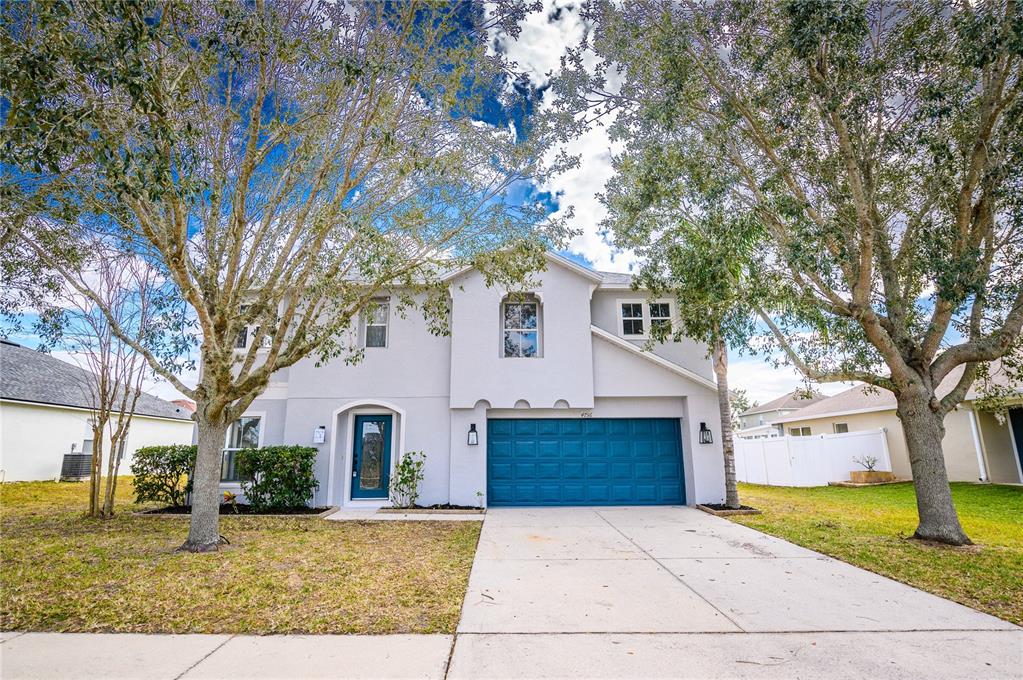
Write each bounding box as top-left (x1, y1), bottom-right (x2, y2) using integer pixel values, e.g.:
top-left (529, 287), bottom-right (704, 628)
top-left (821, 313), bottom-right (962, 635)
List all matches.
top-left (557, 0), bottom-right (1023, 544)
top-left (2, 0), bottom-right (561, 551)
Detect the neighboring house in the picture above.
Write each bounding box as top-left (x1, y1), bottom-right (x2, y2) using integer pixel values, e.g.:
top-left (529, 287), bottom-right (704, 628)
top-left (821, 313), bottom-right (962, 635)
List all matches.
top-left (736, 390), bottom-right (827, 438)
top-left (775, 377), bottom-right (1023, 484)
top-left (229, 252), bottom-right (726, 509)
top-left (0, 341), bottom-right (194, 481)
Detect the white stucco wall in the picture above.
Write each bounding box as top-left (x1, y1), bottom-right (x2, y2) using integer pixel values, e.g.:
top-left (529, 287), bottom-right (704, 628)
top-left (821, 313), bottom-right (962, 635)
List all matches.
top-left (590, 290), bottom-right (715, 382)
top-left (449, 262), bottom-right (596, 409)
top-left (0, 400), bottom-right (193, 481)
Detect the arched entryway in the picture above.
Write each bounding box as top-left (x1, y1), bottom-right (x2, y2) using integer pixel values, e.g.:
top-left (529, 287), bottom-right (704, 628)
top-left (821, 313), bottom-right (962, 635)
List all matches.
top-left (326, 400), bottom-right (406, 507)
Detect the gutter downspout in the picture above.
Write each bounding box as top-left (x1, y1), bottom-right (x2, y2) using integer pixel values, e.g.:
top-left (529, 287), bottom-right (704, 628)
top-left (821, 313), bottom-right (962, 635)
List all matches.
top-left (967, 408), bottom-right (989, 482)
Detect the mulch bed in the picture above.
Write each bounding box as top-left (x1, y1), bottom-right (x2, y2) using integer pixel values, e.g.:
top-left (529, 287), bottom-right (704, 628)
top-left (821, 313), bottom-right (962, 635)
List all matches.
top-left (697, 503), bottom-right (762, 517)
top-left (378, 503), bottom-right (484, 514)
top-left (141, 504), bottom-right (331, 516)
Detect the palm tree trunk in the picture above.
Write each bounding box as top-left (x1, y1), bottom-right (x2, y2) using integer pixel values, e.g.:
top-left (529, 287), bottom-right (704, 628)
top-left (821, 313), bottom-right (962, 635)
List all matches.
top-left (712, 336), bottom-right (740, 509)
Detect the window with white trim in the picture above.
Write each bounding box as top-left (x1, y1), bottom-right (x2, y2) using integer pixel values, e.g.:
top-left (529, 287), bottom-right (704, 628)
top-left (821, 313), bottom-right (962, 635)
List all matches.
top-left (789, 426), bottom-right (811, 437)
top-left (618, 299), bottom-right (673, 339)
top-left (223, 416), bottom-right (262, 481)
top-left (649, 302), bottom-right (671, 333)
top-left (833, 423), bottom-right (849, 434)
top-left (364, 298), bottom-right (389, 348)
top-left (502, 296), bottom-right (540, 358)
top-left (235, 305), bottom-right (272, 350)
top-left (236, 305), bottom-right (250, 348)
top-left (621, 303), bottom-right (644, 336)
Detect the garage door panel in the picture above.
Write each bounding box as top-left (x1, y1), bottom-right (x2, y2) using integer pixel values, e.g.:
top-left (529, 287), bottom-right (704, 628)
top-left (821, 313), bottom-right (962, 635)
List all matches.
top-left (634, 462), bottom-right (656, 479)
top-left (560, 420), bottom-right (584, 435)
top-left (488, 418), bottom-right (684, 507)
top-left (490, 462), bottom-right (513, 480)
top-left (537, 462), bottom-right (560, 479)
top-left (490, 420), bottom-right (514, 436)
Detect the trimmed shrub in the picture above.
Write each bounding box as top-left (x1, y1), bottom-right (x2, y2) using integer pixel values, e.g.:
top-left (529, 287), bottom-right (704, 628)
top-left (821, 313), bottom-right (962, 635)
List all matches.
top-left (390, 451), bottom-right (426, 508)
top-left (235, 446), bottom-right (319, 511)
top-left (130, 444), bottom-right (197, 507)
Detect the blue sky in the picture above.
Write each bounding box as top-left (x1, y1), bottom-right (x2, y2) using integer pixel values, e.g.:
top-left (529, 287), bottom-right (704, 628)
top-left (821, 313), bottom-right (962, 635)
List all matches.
top-left (7, 1), bottom-right (845, 407)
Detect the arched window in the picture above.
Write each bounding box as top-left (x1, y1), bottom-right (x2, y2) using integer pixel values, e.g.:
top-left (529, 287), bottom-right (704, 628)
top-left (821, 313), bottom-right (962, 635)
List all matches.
top-left (501, 294), bottom-right (542, 358)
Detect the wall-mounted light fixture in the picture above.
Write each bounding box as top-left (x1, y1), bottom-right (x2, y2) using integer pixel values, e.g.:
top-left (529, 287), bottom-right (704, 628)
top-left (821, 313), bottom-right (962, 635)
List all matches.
top-left (699, 422), bottom-right (713, 444)
top-left (468, 423), bottom-right (479, 446)
top-left (313, 425), bottom-right (326, 444)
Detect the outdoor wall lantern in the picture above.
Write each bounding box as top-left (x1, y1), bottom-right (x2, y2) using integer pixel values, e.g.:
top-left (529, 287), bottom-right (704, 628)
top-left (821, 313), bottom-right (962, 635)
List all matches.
top-left (699, 422), bottom-right (713, 444)
top-left (468, 424), bottom-right (479, 446)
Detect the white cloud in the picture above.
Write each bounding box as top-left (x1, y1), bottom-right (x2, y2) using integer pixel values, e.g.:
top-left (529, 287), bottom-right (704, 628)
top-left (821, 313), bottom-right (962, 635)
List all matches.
top-left (728, 354), bottom-right (856, 404)
top-left (492, 1), bottom-right (637, 273)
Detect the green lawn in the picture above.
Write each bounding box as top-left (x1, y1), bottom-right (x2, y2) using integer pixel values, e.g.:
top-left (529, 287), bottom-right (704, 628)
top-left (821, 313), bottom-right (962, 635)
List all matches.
top-left (0, 479), bottom-right (480, 634)
top-left (732, 482), bottom-right (1023, 626)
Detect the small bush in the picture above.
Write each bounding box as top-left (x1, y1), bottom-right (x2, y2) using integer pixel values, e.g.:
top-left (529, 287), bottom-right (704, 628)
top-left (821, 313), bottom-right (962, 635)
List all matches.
top-left (235, 446), bottom-right (319, 511)
top-left (130, 445), bottom-right (197, 507)
top-left (390, 451), bottom-right (426, 508)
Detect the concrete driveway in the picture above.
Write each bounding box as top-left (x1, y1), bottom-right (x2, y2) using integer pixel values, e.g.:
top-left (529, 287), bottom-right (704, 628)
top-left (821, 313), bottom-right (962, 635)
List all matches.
top-left (449, 506), bottom-right (1021, 679)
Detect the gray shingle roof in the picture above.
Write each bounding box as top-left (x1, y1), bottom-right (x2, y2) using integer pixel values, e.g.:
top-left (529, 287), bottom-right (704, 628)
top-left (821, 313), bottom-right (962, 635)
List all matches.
top-left (0, 341), bottom-right (192, 421)
top-left (597, 271), bottom-right (633, 285)
top-left (740, 390), bottom-right (827, 416)
top-left (774, 362), bottom-right (1022, 423)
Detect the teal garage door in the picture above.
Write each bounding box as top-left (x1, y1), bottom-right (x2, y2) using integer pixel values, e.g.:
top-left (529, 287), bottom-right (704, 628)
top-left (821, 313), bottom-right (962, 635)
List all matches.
top-left (487, 418), bottom-right (685, 506)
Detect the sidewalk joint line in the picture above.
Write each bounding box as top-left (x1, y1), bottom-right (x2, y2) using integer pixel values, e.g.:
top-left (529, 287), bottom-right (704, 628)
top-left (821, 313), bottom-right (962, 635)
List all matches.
top-left (445, 513), bottom-right (488, 679)
top-left (173, 634), bottom-right (236, 680)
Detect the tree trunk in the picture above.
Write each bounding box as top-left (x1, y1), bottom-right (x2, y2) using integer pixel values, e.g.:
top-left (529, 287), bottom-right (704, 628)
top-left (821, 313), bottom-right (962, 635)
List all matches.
top-left (101, 432), bottom-right (127, 518)
top-left (88, 422), bottom-right (105, 518)
top-left (712, 337), bottom-right (741, 509)
top-left (180, 413), bottom-right (229, 552)
top-left (895, 390), bottom-right (971, 545)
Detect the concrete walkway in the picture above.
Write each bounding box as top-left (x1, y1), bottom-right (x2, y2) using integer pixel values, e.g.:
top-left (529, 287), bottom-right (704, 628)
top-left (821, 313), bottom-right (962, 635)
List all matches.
top-left (2, 506), bottom-right (1020, 679)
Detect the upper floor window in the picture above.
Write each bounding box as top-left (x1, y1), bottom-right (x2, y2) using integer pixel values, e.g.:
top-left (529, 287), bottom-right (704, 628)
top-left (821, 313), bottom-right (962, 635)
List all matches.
top-left (502, 296), bottom-right (540, 358)
top-left (619, 299), bottom-right (673, 339)
top-left (649, 302), bottom-right (671, 332)
top-left (235, 305), bottom-right (271, 350)
top-left (364, 298), bottom-right (389, 348)
top-left (621, 303), bottom-right (644, 336)
top-left (236, 305), bottom-right (250, 348)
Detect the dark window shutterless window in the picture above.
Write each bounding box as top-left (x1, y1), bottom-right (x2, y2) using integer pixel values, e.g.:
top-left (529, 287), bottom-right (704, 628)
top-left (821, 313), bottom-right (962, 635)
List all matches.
top-left (649, 302), bottom-right (671, 332)
top-left (621, 303), bottom-right (644, 336)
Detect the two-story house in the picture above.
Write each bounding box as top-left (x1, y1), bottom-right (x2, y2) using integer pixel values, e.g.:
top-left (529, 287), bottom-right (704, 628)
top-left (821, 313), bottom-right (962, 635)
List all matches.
top-left (226, 253), bottom-right (726, 509)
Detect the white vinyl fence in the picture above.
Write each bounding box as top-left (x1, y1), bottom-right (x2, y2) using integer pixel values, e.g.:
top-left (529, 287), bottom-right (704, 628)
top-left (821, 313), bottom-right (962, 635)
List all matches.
top-left (734, 428), bottom-right (892, 487)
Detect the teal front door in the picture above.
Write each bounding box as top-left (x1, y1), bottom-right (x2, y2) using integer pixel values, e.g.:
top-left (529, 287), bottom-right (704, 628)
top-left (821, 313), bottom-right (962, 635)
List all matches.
top-left (351, 414), bottom-right (392, 499)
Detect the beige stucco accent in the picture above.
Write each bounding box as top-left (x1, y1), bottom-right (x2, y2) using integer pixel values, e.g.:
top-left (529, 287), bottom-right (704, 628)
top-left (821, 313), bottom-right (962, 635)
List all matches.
top-left (781, 405), bottom-right (1021, 483)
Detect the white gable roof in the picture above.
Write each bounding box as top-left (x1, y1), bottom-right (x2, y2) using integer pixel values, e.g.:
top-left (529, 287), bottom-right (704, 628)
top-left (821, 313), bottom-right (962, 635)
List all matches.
top-left (443, 251), bottom-right (608, 285)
